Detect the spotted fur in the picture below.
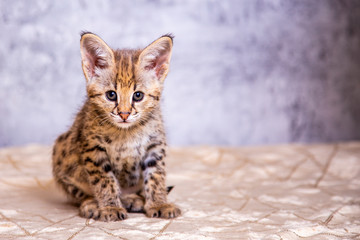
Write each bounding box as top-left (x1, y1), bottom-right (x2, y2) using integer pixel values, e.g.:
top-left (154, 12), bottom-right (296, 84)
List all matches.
top-left (52, 32), bottom-right (180, 221)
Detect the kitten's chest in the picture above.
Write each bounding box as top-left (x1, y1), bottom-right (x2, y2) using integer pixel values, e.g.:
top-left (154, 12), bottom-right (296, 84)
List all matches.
top-left (107, 134), bottom-right (147, 161)
top-left (106, 135), bottom-right (148, 187)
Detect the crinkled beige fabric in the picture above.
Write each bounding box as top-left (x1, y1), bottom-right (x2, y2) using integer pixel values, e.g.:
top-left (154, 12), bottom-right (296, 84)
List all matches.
top-left (0, 143), bottom-right (359, 240)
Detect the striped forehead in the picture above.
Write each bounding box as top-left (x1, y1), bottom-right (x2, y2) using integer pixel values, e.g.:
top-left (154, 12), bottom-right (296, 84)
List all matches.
top-left (114, 50), bottom-right (136, 89)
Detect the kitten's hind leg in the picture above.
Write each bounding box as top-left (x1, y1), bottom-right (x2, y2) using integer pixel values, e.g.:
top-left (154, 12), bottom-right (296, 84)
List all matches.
top-left (121, 194), bottom-right (145, 213)
top-left (66, 184), bottom-right (88, 203)
top-left (80, 197), bottom-right (128, 221)
top-left (54, 176), bottom-right (89, 204)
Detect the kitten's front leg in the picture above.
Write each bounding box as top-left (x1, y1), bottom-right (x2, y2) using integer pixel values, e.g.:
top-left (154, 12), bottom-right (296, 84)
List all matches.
top-left (80, 145), bottom-right (127, 221)
top-left (142, 144), bottom-right (181, 218)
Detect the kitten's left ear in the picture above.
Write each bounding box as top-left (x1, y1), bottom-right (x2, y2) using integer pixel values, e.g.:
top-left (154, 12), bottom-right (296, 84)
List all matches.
top-left (138, 35), bottom-right (173, 82)
top-left (80, 32), bottom-right (115, 83)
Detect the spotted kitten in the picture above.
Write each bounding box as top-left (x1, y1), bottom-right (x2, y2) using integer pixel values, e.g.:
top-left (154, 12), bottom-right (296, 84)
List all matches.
top-left (52, 32), bottom-right (181, 221)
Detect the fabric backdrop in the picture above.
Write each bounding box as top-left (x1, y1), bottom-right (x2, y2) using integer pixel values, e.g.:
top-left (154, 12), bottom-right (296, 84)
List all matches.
top-left (1, 0), bottom-right (360, 147)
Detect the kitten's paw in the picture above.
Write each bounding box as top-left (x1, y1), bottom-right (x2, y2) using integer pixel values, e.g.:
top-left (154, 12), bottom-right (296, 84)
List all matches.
top-left (98, 206), bottom-right (128, 221)
top-left (80, 198), bottom-right (100, 219)
top-left (121, 194), bottom-right (145, 213)
top-left (145, 203), bottom-right (181, 219)
top-left (79, 198), bottom-right (128, 221)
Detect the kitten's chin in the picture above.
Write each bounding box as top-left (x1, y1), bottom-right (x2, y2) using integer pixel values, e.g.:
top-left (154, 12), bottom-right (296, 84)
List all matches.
top-left (115, 122), bottom-right (134, 129)
top-left (111, 119), bottom-right (135, 129)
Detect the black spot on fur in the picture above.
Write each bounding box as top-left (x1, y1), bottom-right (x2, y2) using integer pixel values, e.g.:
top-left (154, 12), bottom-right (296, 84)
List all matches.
top-left (141, 162), bottom-right (146, 171)
top-left (71, 187), bottom-right (79, 196)
top-left (150, 175), bottom-right (159, 185)
top-left (85, 157), bottom-right (93, 164)
top-left (160, 148), bottom-right (166, 156)
top-left (131, 165), bottom-right (136, 171)
top-left (88, 169), bottom-right (101, 175)
top-left (146, 142), bottom-right (162, 151)
top-left (65, 164), bottom-right (76, 175)
top-left (84, 145), bottom-right (106, 153)
top-left (103, 164), bottom-right (111, 173)
top-left (58, 132), bottom-right (69, 142)
top-left (93, 108), bottom-right (103, 117)
top-left (61, 150), bottom-right (67, 158)
top-left (75, 128), bottom-right (83, 143)
top-left (122, 162), bottom-right (130, 174)
top-left (151, 153), bottom-right (162, 161)
top-left (147, 160), bottom-right (157, 168)
top-left (141, 158), bottom-right (158, 170)
top-left (94, 135), bottom-right (103, 143)
top-left (104, 135), bottom-right (112, 144)
top-left (92, 178), bottom-right (100, 185)
top-left (68, 148), bottom-right (75, 155)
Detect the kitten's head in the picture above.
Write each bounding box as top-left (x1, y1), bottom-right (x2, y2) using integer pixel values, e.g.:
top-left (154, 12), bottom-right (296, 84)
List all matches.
top-left (79, 32), bottom-right (173, 129)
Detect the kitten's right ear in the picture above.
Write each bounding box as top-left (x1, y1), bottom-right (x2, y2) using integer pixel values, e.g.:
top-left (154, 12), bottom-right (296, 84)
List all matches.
top-left (80, 32), bottom-right (115, 82)
top-left (137, 35), bottom-right (173, 83)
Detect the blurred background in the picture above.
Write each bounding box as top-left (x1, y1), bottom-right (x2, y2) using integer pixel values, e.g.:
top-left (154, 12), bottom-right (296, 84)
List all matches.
top-left (0, 0), bottom-right (360, 147)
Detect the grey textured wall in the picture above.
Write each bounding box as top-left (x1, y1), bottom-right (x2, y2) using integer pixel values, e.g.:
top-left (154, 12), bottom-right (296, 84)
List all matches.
top-left (1, 0), bottom-right (360, 147)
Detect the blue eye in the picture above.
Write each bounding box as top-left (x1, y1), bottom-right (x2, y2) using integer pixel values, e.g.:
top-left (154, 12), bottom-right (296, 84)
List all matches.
top-left (133, 91), bottom-right (144, 102)
top-left (105, 91), bottom-right (117, 101)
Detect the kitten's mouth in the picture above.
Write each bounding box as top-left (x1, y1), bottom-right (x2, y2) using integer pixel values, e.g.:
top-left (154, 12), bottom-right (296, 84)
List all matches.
top-left (114, 120), bottom-right (133, 129)
top-left (115, 119), bottom-right (134, 127)
top-left (116, 119), bottom-right (131, 123)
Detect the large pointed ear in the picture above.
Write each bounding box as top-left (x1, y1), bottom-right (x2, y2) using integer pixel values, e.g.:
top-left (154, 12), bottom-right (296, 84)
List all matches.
top-left (137, 35), bottom-right (173, 82)
top-left (80, 32), bottom-right (115, 82)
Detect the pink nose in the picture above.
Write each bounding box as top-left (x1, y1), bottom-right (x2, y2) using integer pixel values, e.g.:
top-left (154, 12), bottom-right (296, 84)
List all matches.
top-left (119, 112), bottom-right (130, 121)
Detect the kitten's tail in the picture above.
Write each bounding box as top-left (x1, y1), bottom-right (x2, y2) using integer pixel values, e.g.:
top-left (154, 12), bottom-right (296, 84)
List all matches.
top-left (166, 186), bottom-right (174, 194)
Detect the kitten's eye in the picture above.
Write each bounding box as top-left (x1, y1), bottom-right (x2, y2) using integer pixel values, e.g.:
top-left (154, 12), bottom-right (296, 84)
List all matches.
top-left (105, 91), bottom-right (117, 101)
top-left (133, 91), bottom-right (144, 102)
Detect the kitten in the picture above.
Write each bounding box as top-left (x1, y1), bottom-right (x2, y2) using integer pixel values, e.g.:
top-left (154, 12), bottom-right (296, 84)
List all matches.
top-left (52, 32), bottom-right (181, 221)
